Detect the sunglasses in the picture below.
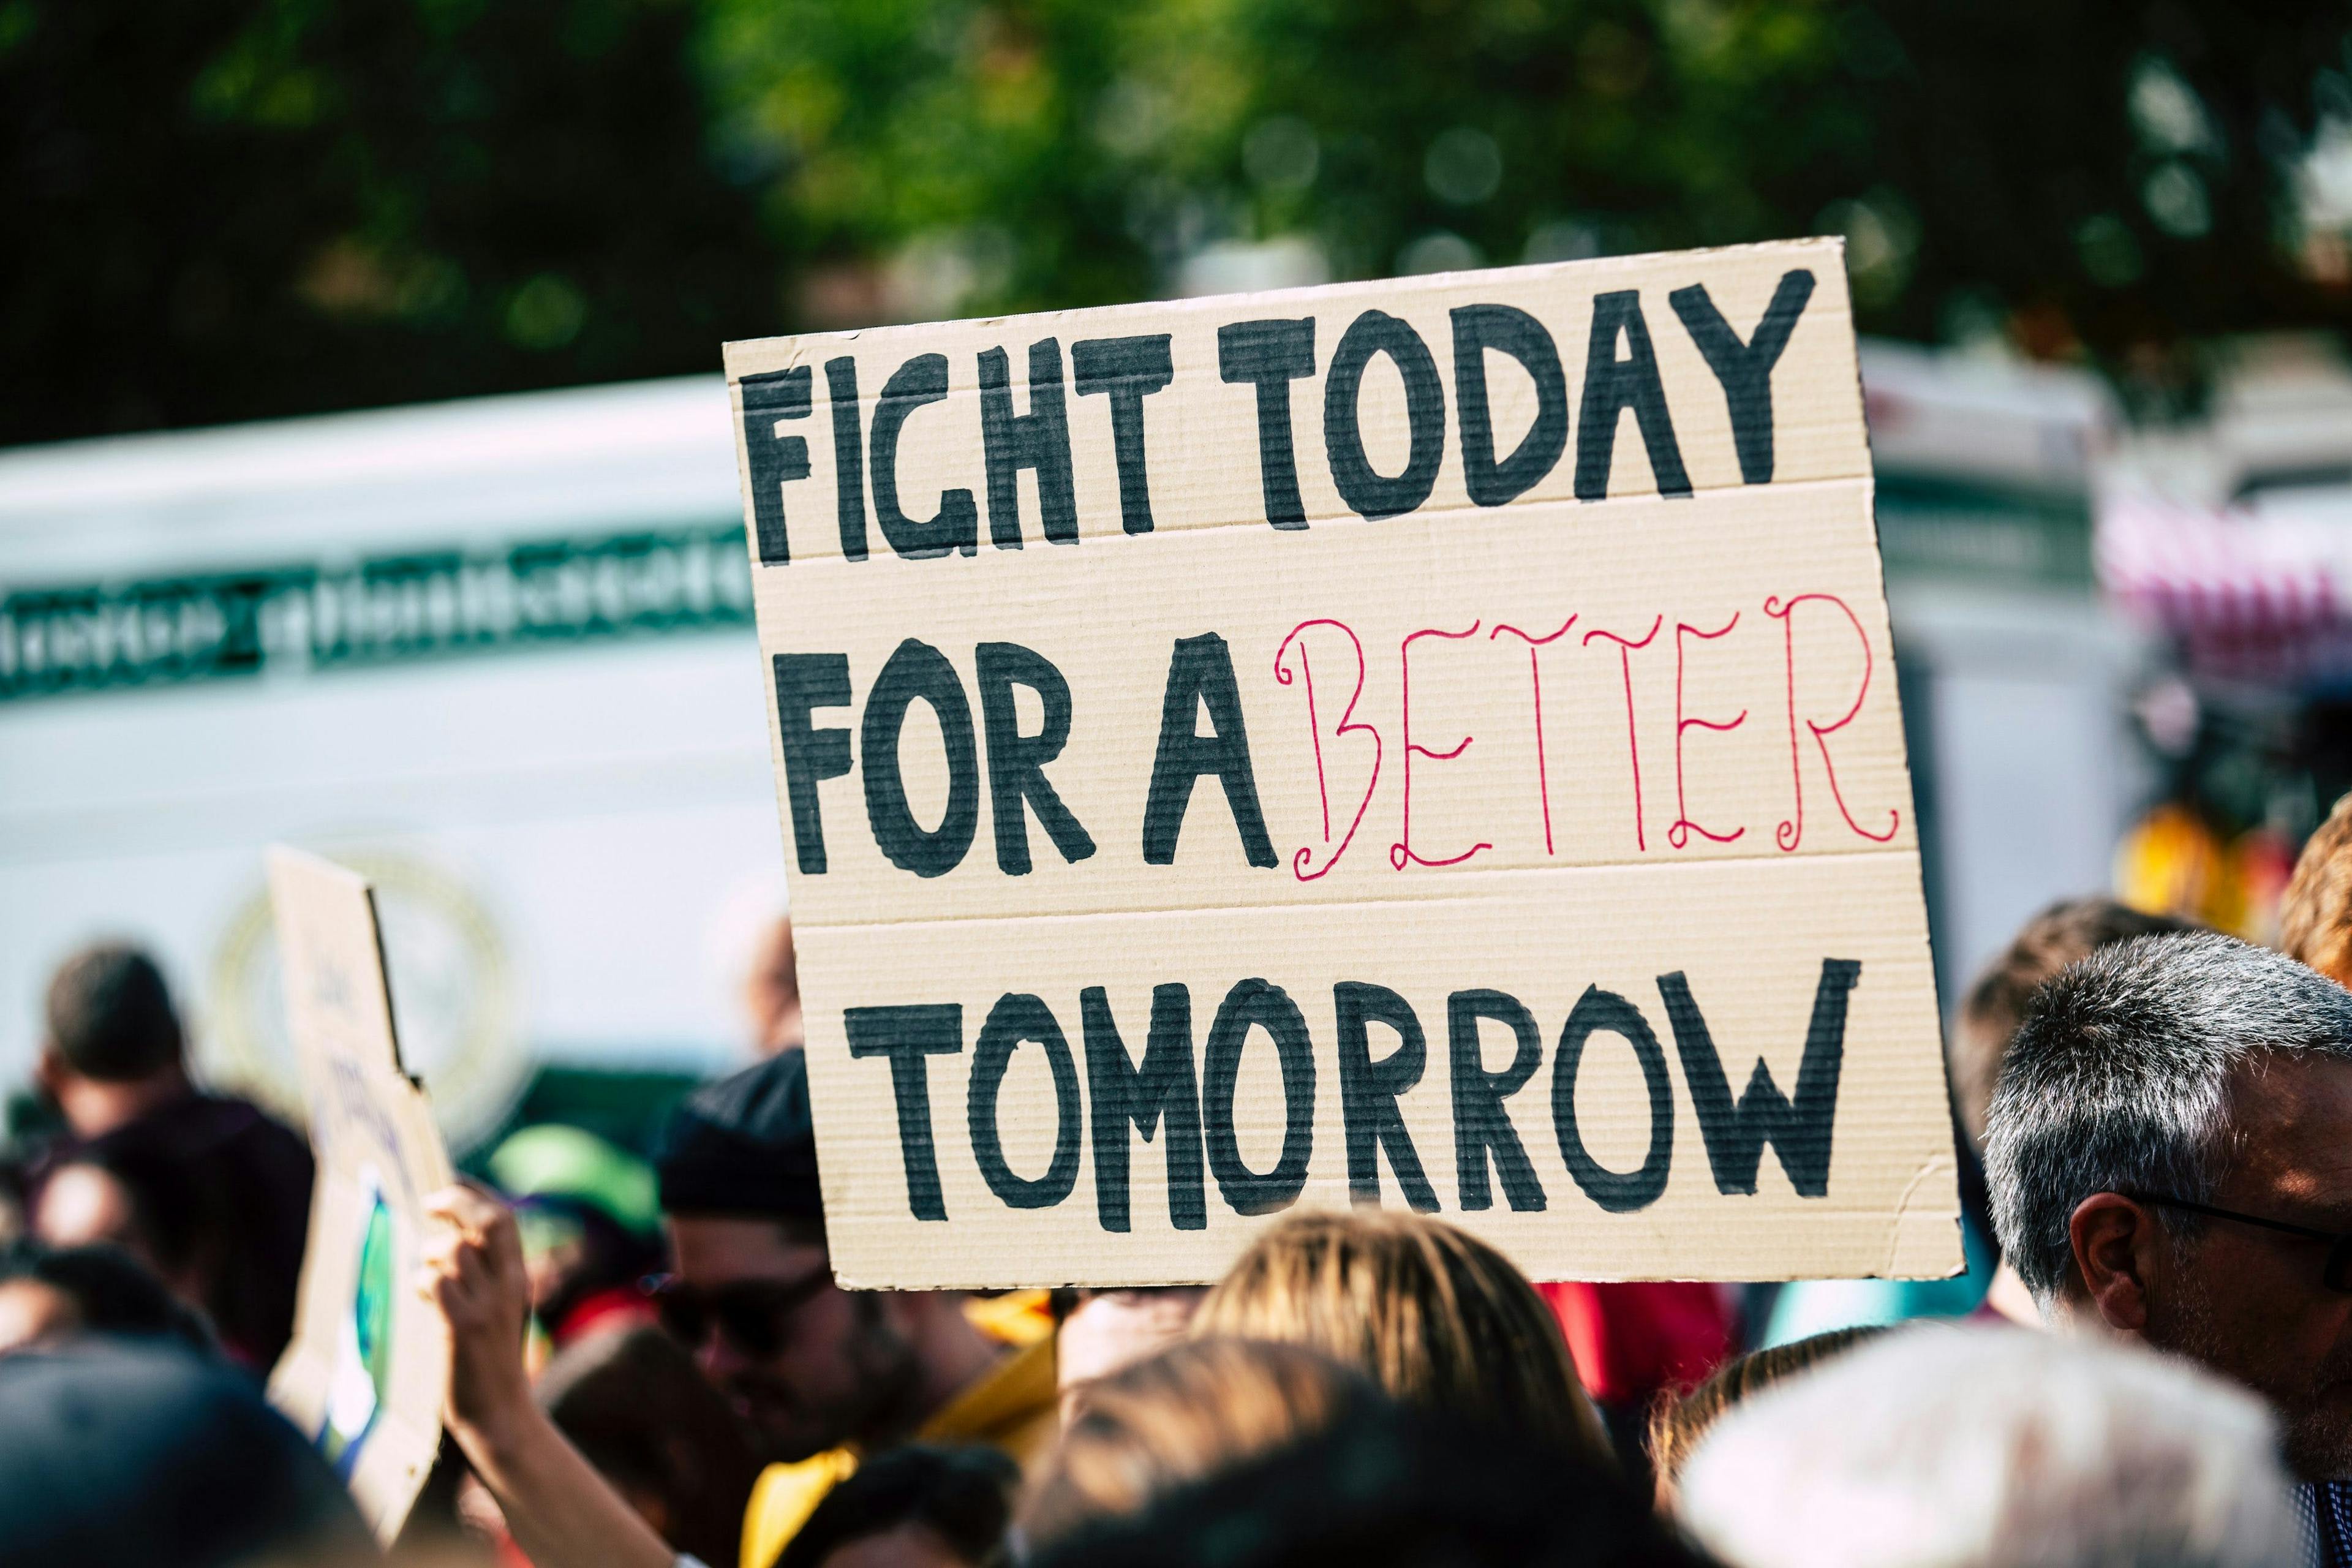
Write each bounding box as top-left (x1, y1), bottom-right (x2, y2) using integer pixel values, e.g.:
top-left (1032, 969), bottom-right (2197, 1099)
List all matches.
top-left (643, 1268), bottom-right (834, 1360)
top-left (2125, 1192), bottom-right (2352, 1294)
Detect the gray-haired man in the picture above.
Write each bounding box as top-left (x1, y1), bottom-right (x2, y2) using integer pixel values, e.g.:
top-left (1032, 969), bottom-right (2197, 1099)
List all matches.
top-left (1985, 931), bottom-right (2352, 1566)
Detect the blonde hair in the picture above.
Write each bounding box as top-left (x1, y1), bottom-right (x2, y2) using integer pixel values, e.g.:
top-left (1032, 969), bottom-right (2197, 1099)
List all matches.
top-left (1646, 1325), bottom-right (1885, 1504)
top-left (2283, 793), bottom-right (2352, 987)
top-left (1190, 1208), bottom-right (1608, 1458)
top-left (1019, 1337), bottom-right (1373, 1548)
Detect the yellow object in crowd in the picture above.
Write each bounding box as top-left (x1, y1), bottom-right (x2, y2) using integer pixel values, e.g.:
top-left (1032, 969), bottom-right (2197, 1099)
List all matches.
top-left (2114, 803), bottom-right (2222, 926)
top-left (2113, 802), bottom-right (2295, 945)
top-left (738, 1292), bottom-right (1058, 1568)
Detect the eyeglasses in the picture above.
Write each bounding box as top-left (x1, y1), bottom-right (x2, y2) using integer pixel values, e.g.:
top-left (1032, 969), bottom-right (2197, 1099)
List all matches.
top-left (642, 1269), bottom-right (834, 1359)
top-left (2123, 1192), bottom-right (2352, 1293)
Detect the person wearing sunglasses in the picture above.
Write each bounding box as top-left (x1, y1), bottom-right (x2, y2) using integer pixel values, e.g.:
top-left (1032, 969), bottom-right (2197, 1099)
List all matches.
top-left (1984, 930), bottom-right (2352, 1568)
top-left (423, 1047), bottom-right (1056, 1568)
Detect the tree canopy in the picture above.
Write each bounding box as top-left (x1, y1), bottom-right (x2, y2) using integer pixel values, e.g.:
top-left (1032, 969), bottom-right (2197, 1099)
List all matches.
top-left (5, 0), bottom-right (2350, 444)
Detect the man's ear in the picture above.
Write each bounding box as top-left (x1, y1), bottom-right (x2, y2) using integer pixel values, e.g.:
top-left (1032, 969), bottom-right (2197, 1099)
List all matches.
top-left (2068, 1192), bottom-right (2161, 1336)
top-left (32, 1046), bottom-right (67, 1099)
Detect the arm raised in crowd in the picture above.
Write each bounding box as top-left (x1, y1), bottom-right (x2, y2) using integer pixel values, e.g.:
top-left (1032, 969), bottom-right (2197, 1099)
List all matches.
top-left (419, 1185), bottom-right (682, 1568)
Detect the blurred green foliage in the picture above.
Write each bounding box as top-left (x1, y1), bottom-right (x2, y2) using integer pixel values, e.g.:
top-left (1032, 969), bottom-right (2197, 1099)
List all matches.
top-left (1, 0), bottom-right (774, 441)
top-left (5, 0), bottom-right (2351, 444)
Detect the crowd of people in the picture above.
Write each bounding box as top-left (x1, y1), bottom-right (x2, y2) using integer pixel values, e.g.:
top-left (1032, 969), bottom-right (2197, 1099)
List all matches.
top-left (15, 795), bottom-right (2352, 1567)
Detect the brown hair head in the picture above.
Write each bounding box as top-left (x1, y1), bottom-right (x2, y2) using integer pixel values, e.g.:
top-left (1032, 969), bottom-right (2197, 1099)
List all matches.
top-left (538, 1325), bottom-right (766, 1568)
top-left (1646, 1324), bottom-right (1887, 1503)
top-left (1952, 897), bottom-right (2196, 1146)
top-left (1020, 1336), bottom-right (1376, 1549)
top-left (43, 943), bottom-right (183, 1083)
top-left (2283, 793), bottom-right (2352, 988)
top-left (1189, 1208), bottom-right (1607, 1459)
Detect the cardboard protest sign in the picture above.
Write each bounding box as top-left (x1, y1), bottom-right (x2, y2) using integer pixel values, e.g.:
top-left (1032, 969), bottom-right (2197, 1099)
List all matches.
top-left (265, 846), bottom-right (454, 1545)
top-left (725, 237), bottom-right (1959, 1288)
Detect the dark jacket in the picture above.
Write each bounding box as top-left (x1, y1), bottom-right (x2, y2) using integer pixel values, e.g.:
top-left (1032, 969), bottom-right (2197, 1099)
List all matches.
top-left (31, 1092), bottom-right (314, 1370)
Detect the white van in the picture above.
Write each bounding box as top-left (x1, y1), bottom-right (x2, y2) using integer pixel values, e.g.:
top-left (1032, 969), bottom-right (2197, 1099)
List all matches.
top-left (1, 377), bottom-right (783, 1149)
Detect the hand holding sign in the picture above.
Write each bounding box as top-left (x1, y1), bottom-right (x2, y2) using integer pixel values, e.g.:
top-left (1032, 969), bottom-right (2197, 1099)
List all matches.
top-left (418, 1185), bottom-right (533, 1440)
top-left (417, 1182), bottom-right (679, 1568)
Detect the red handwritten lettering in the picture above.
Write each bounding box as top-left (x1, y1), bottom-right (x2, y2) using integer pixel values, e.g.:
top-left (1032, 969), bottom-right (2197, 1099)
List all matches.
top-left (1765, 592), bottom-right (1899, 850)
top-left (1581, 616), bottom-right (1664, 853)
top-left (1667, 613), bottom-right (1747, 849)
top-left (1488, 617), bottom-right (1576, 856)
top-left (1390, 620), bottom-right (1491, 870)
top-left (1275, 619), bottom-right (1383, 881)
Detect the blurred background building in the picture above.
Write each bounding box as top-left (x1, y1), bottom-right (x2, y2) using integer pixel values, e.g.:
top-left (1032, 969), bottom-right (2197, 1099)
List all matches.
top-left (0, 379), bottom-right (774, 1149)
top-left (6, 0), bottom-right (2352, 1154)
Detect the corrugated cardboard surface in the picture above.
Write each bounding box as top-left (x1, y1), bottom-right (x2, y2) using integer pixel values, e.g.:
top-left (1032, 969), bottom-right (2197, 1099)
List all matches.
top-left (265, 847), bottom-right (453, 1544)
top-left (725, 237), bottom-right (1959, 1287)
